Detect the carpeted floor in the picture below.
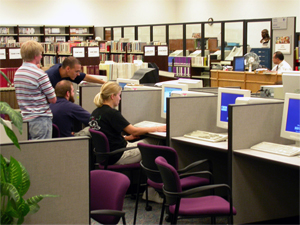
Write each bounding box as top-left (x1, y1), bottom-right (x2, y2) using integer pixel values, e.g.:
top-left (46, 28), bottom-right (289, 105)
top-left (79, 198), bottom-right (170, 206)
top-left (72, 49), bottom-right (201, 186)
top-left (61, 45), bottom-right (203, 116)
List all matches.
top-left (118, 195), bottom-right (228, 225)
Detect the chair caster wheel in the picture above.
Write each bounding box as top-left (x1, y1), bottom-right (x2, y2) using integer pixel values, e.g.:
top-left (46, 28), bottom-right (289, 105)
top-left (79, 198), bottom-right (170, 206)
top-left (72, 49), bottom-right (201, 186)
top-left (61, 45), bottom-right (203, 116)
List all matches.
top-left (145, 205), bottom-right (152, 211)
top-left (165, 215), bottom-right (172, 222)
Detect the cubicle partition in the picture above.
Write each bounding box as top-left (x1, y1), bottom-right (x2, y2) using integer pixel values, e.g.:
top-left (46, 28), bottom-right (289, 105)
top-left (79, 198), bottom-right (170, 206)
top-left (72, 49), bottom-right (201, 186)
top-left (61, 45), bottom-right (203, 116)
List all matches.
top-left (120, 89), bottom-right (165, 125)
top-left (167, 95), bottom-right (230, 192)
top-left (79, 84), bottom-right (102, 113)
top-left (1, 137), bottom-right (90, 224)
top-left (228, 103), bottom-right (299, 224)
top-left (12, 121), bottom-right (28, 141)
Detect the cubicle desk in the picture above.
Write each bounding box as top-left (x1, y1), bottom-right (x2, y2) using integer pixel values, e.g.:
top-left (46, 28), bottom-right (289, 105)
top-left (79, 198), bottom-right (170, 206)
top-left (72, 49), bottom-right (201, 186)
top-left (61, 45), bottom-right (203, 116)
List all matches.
top-left (120, 89), bottom-right (167, 142)
top-left (171, 137), bottom-right (227, 152)
top-left (120, 89), bottom-right (165, 125)
top-left (210, 70), bottom-right (282, 93)
top-left (229, 103), bottom-right (299, 224)
top-left (1, 137), bottom-right (90, 224)
top-left (167, 95), bottom-right (230, 193)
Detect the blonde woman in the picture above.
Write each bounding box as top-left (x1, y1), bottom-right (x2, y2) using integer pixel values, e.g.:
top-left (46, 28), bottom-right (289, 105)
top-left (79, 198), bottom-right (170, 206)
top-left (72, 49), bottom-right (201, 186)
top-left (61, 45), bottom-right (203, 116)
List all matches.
top-left (89, 81), bottom-right (166, 165)
top-left (90, 82), bottom-right (166, 203)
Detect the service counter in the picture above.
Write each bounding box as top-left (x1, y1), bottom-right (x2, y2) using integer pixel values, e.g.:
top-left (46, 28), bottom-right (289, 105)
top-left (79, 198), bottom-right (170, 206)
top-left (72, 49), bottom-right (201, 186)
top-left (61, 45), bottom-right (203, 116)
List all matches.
top-left (210, 70), bottom-right (282, 92)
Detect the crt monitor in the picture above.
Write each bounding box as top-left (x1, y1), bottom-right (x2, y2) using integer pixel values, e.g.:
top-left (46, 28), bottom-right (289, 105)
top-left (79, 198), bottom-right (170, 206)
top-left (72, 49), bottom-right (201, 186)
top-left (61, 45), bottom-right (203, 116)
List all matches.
top-left (233, 56), bottom-right (245, 71)
top-left (280, 93), bottom-right (300, 147)
top-left (171, 91), bottom-right (214, 97)
top-left (216, 87), bottom-right (251, 129)
top-left (116, 78), bottom-right (140, 90)
top-left (281, 72), bottom-right (300, 95)
top-left (131, 68), bottom-right (159, 84)
top-left (161, 83), bottom-right (188, 119)
top-left (148, 62), bottom-right (159, 79)
top-left (178, 78), bottom-right (203, 88)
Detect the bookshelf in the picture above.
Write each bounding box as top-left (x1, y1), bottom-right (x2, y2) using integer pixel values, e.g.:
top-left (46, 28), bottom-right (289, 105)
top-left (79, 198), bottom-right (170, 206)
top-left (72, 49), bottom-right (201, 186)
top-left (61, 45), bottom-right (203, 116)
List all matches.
top-left (0, 25), bottom-right (95, 46)
top-left (72, 46), bottom-right (100, 75)
top-left (167, 55), bottom-right (211, 86)
top-left (100, 40), bottom-right (146, 63)
top-left (143, 45), bottom-right (168, 72)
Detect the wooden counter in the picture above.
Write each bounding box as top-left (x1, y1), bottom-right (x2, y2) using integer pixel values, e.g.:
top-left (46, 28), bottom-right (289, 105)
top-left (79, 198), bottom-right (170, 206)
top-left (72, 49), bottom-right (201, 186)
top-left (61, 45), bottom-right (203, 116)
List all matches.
top-left (210, 70), bottom-right (282, 93)
top-left (0, 87), bottom-right (19, 109)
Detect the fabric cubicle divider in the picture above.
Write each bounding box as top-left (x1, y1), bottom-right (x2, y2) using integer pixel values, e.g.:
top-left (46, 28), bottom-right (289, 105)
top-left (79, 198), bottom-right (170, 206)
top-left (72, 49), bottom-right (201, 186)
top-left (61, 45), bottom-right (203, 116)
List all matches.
top-left (120, 89), bottom-right (165, 125)
top-left (1, 137), bottom-right (90, 224)
top-left (228, 102), bottom-right (299, 224)
top-left (79, 84), bottom-right (102, 113)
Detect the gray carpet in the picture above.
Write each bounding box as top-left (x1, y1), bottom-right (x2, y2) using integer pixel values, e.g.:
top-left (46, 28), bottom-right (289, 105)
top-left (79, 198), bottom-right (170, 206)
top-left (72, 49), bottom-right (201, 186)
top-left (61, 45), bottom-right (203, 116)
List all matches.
top-left (118, 195), bottom-right (229, 225)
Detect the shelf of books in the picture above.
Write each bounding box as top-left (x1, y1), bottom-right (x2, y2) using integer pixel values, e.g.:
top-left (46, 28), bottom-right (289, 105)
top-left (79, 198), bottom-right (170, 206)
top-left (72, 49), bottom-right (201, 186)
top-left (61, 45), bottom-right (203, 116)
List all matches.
top-left (0, 25), bottom-right (95, 46)
top-left (99, 40), bottom-right (146, 63)
top-left (168, 55), bottom-right (210, 79)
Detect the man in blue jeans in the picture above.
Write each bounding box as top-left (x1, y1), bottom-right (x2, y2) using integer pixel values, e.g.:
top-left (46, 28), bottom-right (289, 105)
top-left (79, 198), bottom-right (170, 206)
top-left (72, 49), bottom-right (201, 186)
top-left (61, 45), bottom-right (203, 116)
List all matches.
top-left (14, 40), bottom-right (57, 139)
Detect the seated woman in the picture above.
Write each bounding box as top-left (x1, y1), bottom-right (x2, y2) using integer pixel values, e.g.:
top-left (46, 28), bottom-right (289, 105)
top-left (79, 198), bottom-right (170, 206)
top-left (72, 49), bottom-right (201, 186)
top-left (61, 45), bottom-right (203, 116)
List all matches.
top-left (89, 81), bottom-right (166, 166)
top-left (89, 82), bottom-right (166, 203)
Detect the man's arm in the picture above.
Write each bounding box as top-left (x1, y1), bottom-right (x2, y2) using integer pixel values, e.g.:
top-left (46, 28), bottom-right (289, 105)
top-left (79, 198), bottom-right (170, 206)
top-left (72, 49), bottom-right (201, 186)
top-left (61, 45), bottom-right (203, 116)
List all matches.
top-left (83, 74), bottom-right (106, 84)
top-left (48, 96), bottom-right (57, 104)
top-left (72, 105), bottom-right (91, 126)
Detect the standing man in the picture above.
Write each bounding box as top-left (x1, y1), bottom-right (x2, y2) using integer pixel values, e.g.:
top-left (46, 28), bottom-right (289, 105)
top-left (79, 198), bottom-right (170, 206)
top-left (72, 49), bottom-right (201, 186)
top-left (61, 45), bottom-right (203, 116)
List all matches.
top-left (50, 80), bottom-right (91, 137)
top-left (271, 51), bottom-right (293, 73)
top-left (46, 56), bottom-right (105, 88)
top-left (14, 40), bottom-right (57, 139)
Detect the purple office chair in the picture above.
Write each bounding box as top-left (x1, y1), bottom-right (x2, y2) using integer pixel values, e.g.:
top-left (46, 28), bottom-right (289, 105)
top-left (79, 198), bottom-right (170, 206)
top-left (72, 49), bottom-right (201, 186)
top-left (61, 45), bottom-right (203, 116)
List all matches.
top-left (52, 123), bottom-right (60, 138)
top-left (90, 170), bottom-right (130, 225)
top-left (89, 128), bottom-right (140, 197)
top-left (155, 156), bottom-right (236, 225)
top-left (133, 143), bottom-right (213, 225)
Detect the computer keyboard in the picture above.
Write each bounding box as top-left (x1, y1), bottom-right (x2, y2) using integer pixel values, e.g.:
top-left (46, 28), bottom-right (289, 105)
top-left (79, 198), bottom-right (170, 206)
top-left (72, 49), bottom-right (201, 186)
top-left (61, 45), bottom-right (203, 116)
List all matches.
top-left (134, 121), bottom-right (166, 128)
top-left (250, 142), bottom-right (300, 157)
top-left (184, 130), bottom-right (228, 142)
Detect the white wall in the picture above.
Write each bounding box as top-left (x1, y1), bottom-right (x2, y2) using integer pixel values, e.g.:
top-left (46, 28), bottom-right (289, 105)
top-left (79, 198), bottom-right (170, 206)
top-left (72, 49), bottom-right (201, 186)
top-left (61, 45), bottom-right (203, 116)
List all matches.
top-left (0, 0), bottom-right (298, 31)
top-left (0, 0), bottom-right (176, 26)
top-left (176, 0), bottom-right (300, 32)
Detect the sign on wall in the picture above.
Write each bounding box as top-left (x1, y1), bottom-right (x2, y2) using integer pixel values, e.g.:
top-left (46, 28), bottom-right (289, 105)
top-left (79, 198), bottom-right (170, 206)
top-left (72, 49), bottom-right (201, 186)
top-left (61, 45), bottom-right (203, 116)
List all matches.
top-left (275, 35), bottom-right (291, 54)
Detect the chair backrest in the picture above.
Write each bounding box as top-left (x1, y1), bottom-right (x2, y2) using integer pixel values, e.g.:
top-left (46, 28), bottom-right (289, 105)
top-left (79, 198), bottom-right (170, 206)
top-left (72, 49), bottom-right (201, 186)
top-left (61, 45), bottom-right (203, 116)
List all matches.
top-left (90, 170), bottom-right (130, 224)
top-left (155, 156), bottom-right (182, 205)
top-left (137, 143), bottom-right (178, 183)
top-left (89, 128), bottom-right (110, 164)
top-left (52, 123), bottom-right (60, 138)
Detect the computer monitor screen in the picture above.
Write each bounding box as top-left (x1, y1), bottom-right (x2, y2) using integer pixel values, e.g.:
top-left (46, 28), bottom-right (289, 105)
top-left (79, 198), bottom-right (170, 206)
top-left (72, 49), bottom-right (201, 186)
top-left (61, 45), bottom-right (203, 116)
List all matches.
top-left (233, 56), bottom-right (245, 71)
top-left (280, 93), bottom-right (300, 146)
top-left (282, 72), bottom-right (300, 95)
top-left (217, 87), bottom-right (251, 129)
top-left (161, 83), bottom-right (188, 118)
top-left (116, 78), bottom-right (140, 90)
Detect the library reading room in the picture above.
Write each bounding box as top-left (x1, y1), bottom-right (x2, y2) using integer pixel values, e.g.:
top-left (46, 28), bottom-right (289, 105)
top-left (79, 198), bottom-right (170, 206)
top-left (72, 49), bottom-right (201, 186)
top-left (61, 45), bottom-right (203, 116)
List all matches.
top-left (1, 0), bottom-right (300, 224)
